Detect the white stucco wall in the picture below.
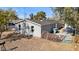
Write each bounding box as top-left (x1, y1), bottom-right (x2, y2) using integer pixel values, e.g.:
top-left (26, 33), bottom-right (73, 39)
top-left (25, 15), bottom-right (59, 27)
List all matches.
top-left (26, 21), bottom-right (41, 38)
top-left (15, 21), bottom-right (25, 34)
top-left (15, 20), bottom-right (41, 38)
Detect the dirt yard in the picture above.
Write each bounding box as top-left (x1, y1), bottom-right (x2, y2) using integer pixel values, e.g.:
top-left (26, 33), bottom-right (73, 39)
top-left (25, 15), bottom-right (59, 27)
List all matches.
top-left (0, 31), bottom-right (79, 51)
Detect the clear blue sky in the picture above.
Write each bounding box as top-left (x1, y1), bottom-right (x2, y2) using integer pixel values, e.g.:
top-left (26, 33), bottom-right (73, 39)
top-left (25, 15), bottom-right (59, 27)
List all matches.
top-left (0, 7), bottom-right (54, 19)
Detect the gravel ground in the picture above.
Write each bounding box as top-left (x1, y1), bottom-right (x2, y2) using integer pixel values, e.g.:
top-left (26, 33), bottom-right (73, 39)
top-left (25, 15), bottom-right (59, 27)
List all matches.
top-left (4, 37), bottom-right (76, 51)
top-left (1, 31), bottom-right (79, 51)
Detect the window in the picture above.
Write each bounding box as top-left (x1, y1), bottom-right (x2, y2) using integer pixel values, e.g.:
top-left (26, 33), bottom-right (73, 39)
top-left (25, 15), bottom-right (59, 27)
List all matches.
top-left (19, 25), bottom-right (21, 30)
top-left (31, 26), bottom-right (34, 32)
top-left (31, 26), bottom-right (34, 28)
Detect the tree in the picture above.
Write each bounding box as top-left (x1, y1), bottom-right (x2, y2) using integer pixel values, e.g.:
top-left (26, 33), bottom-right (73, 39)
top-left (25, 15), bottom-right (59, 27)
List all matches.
top-left (29, 13), bottom-right (34, 19)
top-left (73, 8), bottom-right (79, 33)
top-left (33, 15), bottom-right (38, 20)
top-left (52, 7), bottom-right (79, 34)
top-left (52, 7), bottom-right (79, 49)
top-left (0, 8), bottom-right (18, 40)
top-left (53, 7), bottom-right (64, 20)
top-left (5, 8), bottom-right (18, 30)
top-left (33, 11), bottom-right (46, 20)
top-left (0, 9), bottom-right (7, 40)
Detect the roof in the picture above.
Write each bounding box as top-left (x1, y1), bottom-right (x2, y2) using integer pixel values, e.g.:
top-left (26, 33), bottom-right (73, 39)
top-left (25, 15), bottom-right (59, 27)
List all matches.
top-left (28, 20), bottom-right (53, 25)
top-left (11, 20), bottom-right (25, 24)
top-left (11, 19), bottom-right (64, 26)
top-left (28, 19), bottom-right (64, 26)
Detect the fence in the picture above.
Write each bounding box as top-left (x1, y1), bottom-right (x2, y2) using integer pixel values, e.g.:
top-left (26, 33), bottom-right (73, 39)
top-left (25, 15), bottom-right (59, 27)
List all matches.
top-left (42, 31), bottom-right (65, 42)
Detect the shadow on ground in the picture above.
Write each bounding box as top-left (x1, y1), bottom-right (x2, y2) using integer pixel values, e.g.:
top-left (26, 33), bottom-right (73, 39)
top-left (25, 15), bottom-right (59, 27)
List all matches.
top-left (3, 32), bottom-right (27, 42)
top-left (8, 46), bottom-right (18, 51)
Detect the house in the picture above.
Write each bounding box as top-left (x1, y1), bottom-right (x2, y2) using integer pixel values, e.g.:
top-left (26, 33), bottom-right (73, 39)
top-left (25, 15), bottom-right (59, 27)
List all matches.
top-left (15, 19), bottom-right (64, 38)
top-left (8, 19), bottom-right (23, 31)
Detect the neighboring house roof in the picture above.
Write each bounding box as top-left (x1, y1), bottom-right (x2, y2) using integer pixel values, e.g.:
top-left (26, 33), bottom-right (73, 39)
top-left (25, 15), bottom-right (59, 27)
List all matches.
top-left (30, 20), bottom-right (55, 25)
top-left (28, 19), bottom-right (64, 26)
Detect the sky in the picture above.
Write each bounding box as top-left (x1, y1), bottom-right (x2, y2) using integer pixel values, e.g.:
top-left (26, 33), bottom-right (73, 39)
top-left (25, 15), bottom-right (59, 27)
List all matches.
top-left (0, 7), bottom-right (54, 19)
